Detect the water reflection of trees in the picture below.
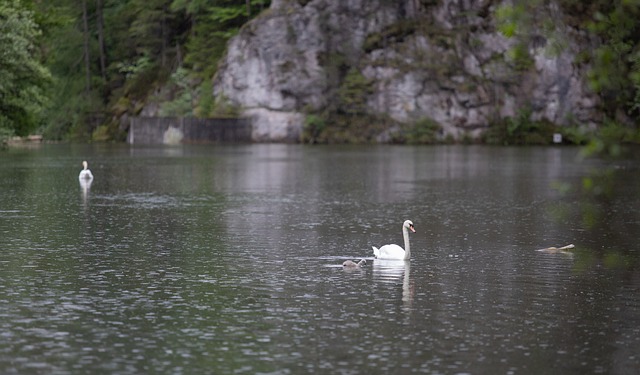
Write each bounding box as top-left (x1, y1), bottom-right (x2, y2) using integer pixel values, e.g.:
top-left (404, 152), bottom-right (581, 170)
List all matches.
top-left (549, 157), bottom-right (640, 374)
top-left (549, 155), bottom-right (640, 273)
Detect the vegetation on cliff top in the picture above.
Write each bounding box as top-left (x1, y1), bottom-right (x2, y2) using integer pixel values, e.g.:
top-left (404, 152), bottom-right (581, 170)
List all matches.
top-left (0, 0), bottom-right (639, 148)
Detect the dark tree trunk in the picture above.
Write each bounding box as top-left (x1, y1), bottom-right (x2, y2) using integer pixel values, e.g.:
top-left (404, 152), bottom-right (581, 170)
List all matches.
top-left (82, 0), bottom-right (91, 93)
top-left (161, 4), bottom-right (167, 67)
top-left (96, 0), bottom-right (107, 82)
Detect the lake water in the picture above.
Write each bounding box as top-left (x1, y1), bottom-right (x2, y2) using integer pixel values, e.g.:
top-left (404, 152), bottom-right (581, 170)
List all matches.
top-left (1, 144), bottom-right (639, 374)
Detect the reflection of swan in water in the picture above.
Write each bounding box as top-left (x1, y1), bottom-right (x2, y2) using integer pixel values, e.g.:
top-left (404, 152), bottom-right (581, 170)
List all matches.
top-left (373, 260), bottom-right (413, 306)
top-left (372, 220), bottom-right (415, 260)
top-left (79, 178), bottom-right (93, 190)
top-left (79, 161), bottom-right (94, 180)
top-left (79, 177), bottom-right (92, 205)
top-left (343, 259), bottom-right (366, 268)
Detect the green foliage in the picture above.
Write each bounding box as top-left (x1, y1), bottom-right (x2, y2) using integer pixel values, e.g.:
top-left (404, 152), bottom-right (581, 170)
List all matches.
top-left (160, 94), bottom-right (193, 117)
top-left (338, 68), bottom-right (371, 115)
top-left (117, 56), bottom-right (171, 105)
top-left (91, 125), bottom-right (112, 142)
top-left (495, 3), bottom-right (543, 72)
top-left (318, 52), bottom-right (348, 90)
top-left (584, 1), bottom-right (640, 118)
top-left (196, 79), bottom-right (214, 118)
top-left (302, 112), bottom-right (396, 144)
top-left (506, 43), bottom-right (535, 71)
top-left (581, 119), bottom-right (640, 158)
top-left (159, 71), bottom-right (239, 118)
top-left (128, 0), bottom-right (183, 64)
top-left (501, 0), bottom-right (640, 128)
top-left (494, 0), bottom-right (640, 153)
top-left (303, 112), bottom-right (447, 145)
top-left (496, 3), bottom-right (525, 38)
top-left (302, 63), bottom-right (388, 143)
top-left (170, 0), bottom-right (197, 13)
top-left (0, 126), bottom-right (15, 148)
top-left (91, 119), bottom-right (126, 142)
top-left (496, 0), bottom-right (578, 72)
top-left (160, 67), bottom-right (195, 116)
top-left (209, 5), bottom-right (245, 23)
top-left (30, 0), bottom-right (273, 141)
top-left (482, 109), bottom-right (640, 151)
top-left (115, 55), bottom-right (154, 79)
top-left (404, 118), bottom-right (443, 144)
top-left (363, 21), bottom-right (418, 52)
top-left (178, 0), bottom-right (270, 78)
top-left (559, 2), bottom-right (640, 155)
top-left (483, 107), bottom-right (557, 145)
top-left (302, 114), bottom-right (327, 143)
top-left (210, 95), bottom-right (240, 117)
top-left (336, 68), bottom-right (372, 115)
top-left (559, 125), bottom-right (591, 145)
top-left (0, 0), bottom-right (51, 136)
top-left (184, 22), bottom-right (234, 78)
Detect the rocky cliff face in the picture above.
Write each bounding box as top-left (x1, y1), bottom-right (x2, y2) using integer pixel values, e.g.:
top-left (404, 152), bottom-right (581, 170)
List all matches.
top-left (213, 0), bottom-right (601, 142)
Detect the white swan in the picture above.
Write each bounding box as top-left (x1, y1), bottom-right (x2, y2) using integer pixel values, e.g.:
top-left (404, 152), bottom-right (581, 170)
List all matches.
top-left (79, 160), bottom-right (94, 180)
top-left (372, 220), bottom-right (415, 260)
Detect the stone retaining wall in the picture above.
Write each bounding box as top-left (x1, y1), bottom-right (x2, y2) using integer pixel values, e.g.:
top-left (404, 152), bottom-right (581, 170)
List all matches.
top-left (128, 117), bottom-right (252, 144)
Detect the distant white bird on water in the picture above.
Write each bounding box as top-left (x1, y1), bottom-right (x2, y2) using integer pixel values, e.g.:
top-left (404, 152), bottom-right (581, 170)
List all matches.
top-left (79, 160), bottom-right (94, 180)
top-left (372, 220), bottom-right (416, 260)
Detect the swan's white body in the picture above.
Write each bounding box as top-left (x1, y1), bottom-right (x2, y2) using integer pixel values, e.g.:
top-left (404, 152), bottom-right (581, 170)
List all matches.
top-left (372, 220), bottom-right (415, 260)
top-left (79, 161), bottom-right (94, 180)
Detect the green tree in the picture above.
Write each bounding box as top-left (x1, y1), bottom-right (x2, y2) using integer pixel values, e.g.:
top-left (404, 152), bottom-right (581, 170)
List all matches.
top-left (174, 0), bottom-right (270, 78)
top-left (498, 0), bottom-right (640, 125)
top-left (0, 0), bottom-right (51, 136)
top-left (168, 0), bottom-right (270, 120)
top-left (583, 1), bottom-right (640, 119)
top-left (129, 0), bottom-right (183, 69)
top-left (40, 0), bottom-right (189, 140)
top-left (40, 0), bottom-right (105, 140)
top-left (25, 0), bottom-right (268, 141)
top-left (337, 67), bottom-right (372, 115)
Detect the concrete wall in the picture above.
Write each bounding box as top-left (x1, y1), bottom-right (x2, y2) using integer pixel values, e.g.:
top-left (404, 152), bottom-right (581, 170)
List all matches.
top-left (128, 117), bottom-right (252, 144)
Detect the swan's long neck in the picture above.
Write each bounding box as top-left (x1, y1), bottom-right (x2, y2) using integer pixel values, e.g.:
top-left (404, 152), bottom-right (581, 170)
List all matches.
top-left (402, 226), bottom-right (411, 260)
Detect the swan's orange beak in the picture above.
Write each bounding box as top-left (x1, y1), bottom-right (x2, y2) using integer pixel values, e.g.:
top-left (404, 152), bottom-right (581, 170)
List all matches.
top-left (409, 224), bottom-right (416, 233)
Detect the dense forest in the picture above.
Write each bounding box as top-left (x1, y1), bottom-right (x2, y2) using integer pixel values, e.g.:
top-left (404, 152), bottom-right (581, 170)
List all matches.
top-left (0, 0), bottom-right (269, 142)
top-left (1, 0), bottom-right (639, 147)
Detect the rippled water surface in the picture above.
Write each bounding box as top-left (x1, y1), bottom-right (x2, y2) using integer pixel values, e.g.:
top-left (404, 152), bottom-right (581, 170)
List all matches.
top-left (1, 144), bottom-right (639, 374)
